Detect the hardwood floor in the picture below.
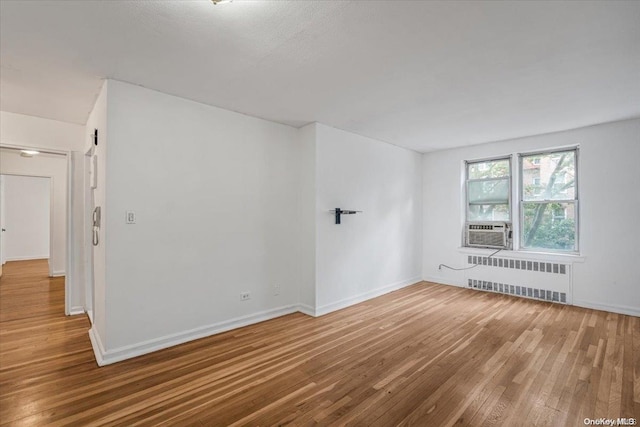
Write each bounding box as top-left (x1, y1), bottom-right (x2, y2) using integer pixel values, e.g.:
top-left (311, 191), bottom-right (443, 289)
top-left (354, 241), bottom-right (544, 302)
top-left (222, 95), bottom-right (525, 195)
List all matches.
top-left (0, 259), bottom-right (638, 426)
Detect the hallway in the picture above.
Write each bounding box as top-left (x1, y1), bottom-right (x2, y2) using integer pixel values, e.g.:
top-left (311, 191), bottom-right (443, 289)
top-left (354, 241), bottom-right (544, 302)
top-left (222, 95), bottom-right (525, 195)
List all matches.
top-left (0, 260), bottom-right (94, 424)
top-left (0, 260), bottom-right (67, 322)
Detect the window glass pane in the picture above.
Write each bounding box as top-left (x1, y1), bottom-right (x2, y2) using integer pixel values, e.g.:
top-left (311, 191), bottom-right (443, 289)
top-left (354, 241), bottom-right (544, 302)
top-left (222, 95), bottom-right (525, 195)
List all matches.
top-left (468, 179), bottom-right (509, 204)
top-left (522, 151), bottom-right (575, 201)
top-left (522, 202), bottom-right (576, 251)
top-left (468, 204), bottom-right (510, 221)
top-left (468, 159), bottom-right (510, 179)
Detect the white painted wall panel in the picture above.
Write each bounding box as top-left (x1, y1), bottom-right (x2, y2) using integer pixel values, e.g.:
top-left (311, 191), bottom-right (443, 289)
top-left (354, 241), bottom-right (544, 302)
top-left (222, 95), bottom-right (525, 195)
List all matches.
top-left (315, 124), bottom-right (423, 314)
top-left (0, 111), bottom-right (84, 152)
top-left (101, 80), bottom-right (301, 351)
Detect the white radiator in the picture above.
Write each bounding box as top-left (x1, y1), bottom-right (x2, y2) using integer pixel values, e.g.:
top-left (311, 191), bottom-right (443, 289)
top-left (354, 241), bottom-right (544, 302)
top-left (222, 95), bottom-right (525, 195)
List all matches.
top-left (465, 254), bottom-right (571, 304)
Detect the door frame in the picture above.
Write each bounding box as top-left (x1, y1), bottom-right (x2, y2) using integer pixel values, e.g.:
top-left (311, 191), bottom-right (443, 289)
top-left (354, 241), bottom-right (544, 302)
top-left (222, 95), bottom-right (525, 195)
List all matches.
top-left (0, 143), bottom-right (75, 315)
top-left (0, 175), bottom-right (4, 276)
top-left (84, 146), bottom-right (95, 324)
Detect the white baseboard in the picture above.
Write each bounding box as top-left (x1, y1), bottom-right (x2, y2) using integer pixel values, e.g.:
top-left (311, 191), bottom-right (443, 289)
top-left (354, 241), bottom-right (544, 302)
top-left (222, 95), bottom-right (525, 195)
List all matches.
top-left (89, 304), bottom-right (300, 366)
top-left (297, 303), bottom-right (317, 317)
top-left (52, 270), bottom-right (65, 277)
top-left (88, 327), bottom-right (106, 366)
top-left (68, 306), bottom-right (85, 316)
top-left (5, 255), bottom-right (49, 262)
top-left (315, 276), bottom-right (422, 317)
top-left (425, 276), bottom-right (639, 318)
top-left (573, 300), bottom-right (640, 317)
top-left (89, 278), bottom-right (421, 366)
top-left (423, 275), bottom-right (464, 288)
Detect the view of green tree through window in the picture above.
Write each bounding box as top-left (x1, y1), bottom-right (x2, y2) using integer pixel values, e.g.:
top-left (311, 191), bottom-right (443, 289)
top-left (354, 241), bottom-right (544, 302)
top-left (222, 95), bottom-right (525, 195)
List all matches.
top-left (520, 149), bottom-right (577, 252)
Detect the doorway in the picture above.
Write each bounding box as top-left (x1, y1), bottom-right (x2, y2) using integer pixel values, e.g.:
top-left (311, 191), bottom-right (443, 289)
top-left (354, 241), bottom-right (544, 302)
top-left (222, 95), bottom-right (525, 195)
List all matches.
top-left (0, 146), bottom-right (74, 315)
top-left (0, 174), bottom-right (51, 269)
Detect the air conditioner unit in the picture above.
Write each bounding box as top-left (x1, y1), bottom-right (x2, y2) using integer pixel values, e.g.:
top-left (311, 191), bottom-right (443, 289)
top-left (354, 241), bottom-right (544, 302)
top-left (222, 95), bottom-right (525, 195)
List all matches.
top-left (466, 222), bottom-right (511, 249)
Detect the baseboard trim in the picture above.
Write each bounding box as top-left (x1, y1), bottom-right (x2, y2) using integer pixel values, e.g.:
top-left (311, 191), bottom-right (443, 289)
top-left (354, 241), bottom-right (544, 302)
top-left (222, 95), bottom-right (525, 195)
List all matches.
top-left (315, 276), bottom-right (422, 317)
top-left (423, 275), bottom-right (464, 288)
top-left (5, 256), bottom-right (49, 262)
top-left (573, 300), bottom-right (640, 317)
top-left (425, 276), bottom-right (639, 318)
top-left (52, 270), bottom-right (65, 277)
top-left (297, 303), bottom-right (316, 317)
top-left (68, 306), bottom-right (85, 316)
top-left (91, 305), bottom-right (300, 366)
top-left (88, 327), bottom-right (106, 366)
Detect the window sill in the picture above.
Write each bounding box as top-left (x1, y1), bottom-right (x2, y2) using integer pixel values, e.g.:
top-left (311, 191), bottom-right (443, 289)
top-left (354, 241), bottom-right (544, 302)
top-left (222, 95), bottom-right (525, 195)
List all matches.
top-left (457, 247), bottom-right (585, 263)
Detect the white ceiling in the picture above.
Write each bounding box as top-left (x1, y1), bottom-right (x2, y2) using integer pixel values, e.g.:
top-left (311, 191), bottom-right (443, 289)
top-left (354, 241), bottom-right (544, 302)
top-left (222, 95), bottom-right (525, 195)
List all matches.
top-left (1, 1), bottom-right (639, 152)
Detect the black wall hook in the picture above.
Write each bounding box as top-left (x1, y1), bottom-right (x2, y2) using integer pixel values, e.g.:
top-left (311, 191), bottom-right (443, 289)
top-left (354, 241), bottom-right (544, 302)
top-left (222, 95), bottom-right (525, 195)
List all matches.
top-left (330, 208), bottom-right (362, 224)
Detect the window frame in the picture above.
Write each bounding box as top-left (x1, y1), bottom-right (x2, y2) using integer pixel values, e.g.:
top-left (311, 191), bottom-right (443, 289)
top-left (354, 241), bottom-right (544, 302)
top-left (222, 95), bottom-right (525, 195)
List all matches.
top-left (518, 147), bottom-right (579, 254)
top-left (462, 147), bottom-right (580, 255)
top-left (465, 155), bottom-right (513, 224)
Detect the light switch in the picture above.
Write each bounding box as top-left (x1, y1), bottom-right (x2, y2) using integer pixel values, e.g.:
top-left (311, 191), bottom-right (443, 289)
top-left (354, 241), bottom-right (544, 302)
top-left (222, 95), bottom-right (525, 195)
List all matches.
top-left (126, 211), bottom-right (136, 224)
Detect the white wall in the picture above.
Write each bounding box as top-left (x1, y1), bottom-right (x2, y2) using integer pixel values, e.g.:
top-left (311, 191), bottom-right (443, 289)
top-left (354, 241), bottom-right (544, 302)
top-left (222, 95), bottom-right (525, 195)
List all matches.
top-left (85, 82), bottom-right (423, 364)
top-left (314, 124), bottom-right (423, 315)
top-left (0, 150), bottom-right (67, 275)
top-left (85, 82), bottom-right (108, 345)
top-left (422, 118), bottom-right (640, 316)
top-left (296, 123), bottom-right (317, 313)
top-left (2, 175), bottom-right (50, 261)
top-left (89, 80), bottom-right (302, 363)
top-left (0, 111), bottom-right (85, 152)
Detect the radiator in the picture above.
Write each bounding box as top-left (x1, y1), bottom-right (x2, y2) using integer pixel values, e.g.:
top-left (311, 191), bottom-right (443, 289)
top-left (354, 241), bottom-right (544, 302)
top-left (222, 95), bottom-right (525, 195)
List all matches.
top-left (466, 255), bottom-right (571, 304)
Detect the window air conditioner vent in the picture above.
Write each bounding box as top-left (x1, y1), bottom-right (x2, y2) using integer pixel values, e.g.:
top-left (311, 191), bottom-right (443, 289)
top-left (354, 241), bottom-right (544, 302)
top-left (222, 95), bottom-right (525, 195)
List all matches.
top-left (466, 222), bottom-right (511, 249)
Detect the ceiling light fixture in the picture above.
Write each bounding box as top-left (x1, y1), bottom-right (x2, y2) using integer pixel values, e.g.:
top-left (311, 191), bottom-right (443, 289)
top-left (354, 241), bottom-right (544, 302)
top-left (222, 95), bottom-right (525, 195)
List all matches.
top-left (211, 0), bottom-right (233, 4)
top-left (20, 150), bottom-right (40, 157)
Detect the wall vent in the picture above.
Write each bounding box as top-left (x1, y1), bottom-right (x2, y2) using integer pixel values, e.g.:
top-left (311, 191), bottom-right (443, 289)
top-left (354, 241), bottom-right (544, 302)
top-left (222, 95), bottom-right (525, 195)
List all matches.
top-left (467, 256), bottom-right (568, 275)
top-left (467, 278), bottom-right (567, 304)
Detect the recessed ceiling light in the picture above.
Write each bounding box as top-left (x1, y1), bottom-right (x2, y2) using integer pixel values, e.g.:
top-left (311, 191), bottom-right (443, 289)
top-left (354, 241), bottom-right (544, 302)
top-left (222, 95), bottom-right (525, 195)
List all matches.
top-left (20, 150), bottom-right (40, 157)
top-left (211, 0), bottom-right (233, 4)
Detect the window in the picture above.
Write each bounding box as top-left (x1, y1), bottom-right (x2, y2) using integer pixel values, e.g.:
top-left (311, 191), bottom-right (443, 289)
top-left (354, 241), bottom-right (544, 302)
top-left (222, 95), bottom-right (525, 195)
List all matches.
top-left (464, 147), bottom-right (579, 253)
top-left (466, 158), bottom-right (511, 222)
top-left (520, 149), bottom-right (578, 252)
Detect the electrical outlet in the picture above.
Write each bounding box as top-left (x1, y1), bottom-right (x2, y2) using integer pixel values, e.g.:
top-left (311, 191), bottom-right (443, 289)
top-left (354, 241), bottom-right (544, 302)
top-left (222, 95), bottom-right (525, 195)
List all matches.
top-left (240, 292), bottom-right (251, 301)
top-left (274, 284), bottom-right (280, 296)
top-left (126, 211), bottom-right (136, 224)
